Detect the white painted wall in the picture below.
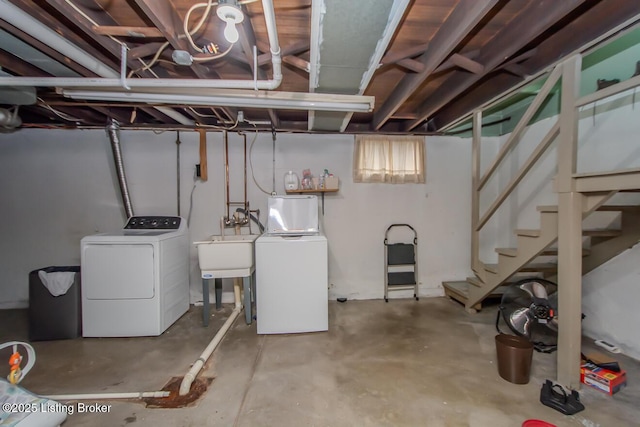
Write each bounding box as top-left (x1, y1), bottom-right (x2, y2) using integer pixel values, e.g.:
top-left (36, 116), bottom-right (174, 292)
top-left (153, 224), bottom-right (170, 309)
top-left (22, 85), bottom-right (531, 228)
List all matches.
top-left (477, 87), bottom-right (640, 358)
top-left (0, 129), bottom-right (474, 308)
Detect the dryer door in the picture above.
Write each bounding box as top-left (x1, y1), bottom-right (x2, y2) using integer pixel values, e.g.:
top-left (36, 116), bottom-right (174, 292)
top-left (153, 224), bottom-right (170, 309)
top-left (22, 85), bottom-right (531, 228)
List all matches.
top-left (83, 243), bottom-right (155, 299)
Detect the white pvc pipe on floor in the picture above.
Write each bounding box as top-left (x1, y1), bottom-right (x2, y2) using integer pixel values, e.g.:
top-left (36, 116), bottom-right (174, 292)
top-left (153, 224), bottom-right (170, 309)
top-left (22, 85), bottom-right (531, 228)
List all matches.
top-left (43, 391), bottom-right (170, 400)
top-left (179, 223), bottom-right (246, 396)
top-left (179, 307), bottom-right (241, 396)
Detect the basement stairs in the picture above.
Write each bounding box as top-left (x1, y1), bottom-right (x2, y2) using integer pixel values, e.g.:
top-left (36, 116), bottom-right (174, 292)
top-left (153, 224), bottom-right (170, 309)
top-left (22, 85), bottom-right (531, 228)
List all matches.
top-left (444, 189), bottom-right (640, 312)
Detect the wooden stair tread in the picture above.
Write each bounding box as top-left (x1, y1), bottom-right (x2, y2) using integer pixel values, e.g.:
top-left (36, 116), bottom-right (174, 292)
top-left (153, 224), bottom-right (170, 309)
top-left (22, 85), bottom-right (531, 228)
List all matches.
top-left (516, 229), bottom-right (541, 237)
top-left (443, 280), bottom-right (507, 301)
top-left (496, 247), bottom-right (590, 257)
top-left (466, 276), bottom-right (483, 287)
top-left (538, 204), bottom-right (640, 212)
top-left (594, 205), bottom-right (640, 212)
top-left (582, 229), bottom-right (622, 237)
top-left (573, 167), bottom-right (640, 178)
top-left (485, 263), bottom-right (557, 274)
top-left (515, 228), bottom-right (620, 237)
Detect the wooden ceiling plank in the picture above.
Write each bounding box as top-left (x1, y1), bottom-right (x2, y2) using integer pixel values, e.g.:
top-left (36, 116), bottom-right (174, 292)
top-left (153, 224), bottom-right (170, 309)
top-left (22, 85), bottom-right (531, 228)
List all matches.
top-left (129, 42), bottom-right (168, 59)
top-left (257, 40), bottom-right (309, 67)
top-left (372, 0), bottom-right (500, 130)
top-left (434, 49), bottom-right (480, 74)
top-left (89, 105), bottom-right (133, 124)
top-left (92, 25), bottom-right (164, 38)
top-left (504, 48), bottom-right (539, 66)
top-left (132, 0), bottom-right (189, 51)
top-left (406, 0), bottom-right (589, 131)
top-left (396, 59), bottom-right (425, 73)
top-left (431, 0), bottom-right (640, 131)
top-left (132, 0), bottom-right (214, 78)
top-left (42, 0), bottom-right (160, 78)
top-left (380, 43), bottom-right (430, 65)
top-left (282, 56), bottom-right (310, 73)
top-left (502, 63), bottom-right (529, 78)
top-left (450, 53), bottom-right (484, 74)
top-left (133, 0), bottom-right (236, 121)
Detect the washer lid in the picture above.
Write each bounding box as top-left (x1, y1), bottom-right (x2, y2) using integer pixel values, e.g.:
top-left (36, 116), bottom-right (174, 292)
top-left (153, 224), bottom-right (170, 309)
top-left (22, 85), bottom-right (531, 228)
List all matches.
top-left (266, 195), bottom-right (319, 235)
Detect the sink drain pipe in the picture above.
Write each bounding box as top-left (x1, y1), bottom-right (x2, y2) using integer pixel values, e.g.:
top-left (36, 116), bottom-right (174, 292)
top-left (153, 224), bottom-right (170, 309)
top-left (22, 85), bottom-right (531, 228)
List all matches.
top-left (42, 391), bottom-right (170, 400)
top-left (180, 259), bottom-right (243, 396)
top-left (179, 303), bottom-right (241, 396)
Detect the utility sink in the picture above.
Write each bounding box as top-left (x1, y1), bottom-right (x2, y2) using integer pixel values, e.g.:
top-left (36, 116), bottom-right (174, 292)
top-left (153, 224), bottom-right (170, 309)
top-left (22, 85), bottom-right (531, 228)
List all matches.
top-left (194, 234), bottom-right (259, 272)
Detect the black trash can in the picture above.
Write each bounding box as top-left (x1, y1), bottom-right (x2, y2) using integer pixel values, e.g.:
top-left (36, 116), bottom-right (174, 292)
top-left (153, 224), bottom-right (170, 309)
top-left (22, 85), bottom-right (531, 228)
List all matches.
top-left (28, 266), bottom-right (81, 341)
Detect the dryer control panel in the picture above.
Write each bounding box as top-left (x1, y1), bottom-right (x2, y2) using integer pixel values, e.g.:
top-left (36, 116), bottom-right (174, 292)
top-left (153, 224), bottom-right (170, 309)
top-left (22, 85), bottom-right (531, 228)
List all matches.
top-left (124, 216), bottom-right (182, 230)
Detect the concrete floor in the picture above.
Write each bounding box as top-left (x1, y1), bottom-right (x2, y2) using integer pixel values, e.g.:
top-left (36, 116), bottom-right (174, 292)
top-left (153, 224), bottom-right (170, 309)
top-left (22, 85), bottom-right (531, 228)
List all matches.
top-left (1, 297), bottom-right (639, 426)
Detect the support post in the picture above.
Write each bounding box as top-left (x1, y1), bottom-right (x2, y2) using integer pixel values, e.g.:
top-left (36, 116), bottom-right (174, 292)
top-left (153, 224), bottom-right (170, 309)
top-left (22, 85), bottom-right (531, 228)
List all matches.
top-left (556, 55), bottom-right (583, 389)
top-left (471, 111), bottom-right (482, 274)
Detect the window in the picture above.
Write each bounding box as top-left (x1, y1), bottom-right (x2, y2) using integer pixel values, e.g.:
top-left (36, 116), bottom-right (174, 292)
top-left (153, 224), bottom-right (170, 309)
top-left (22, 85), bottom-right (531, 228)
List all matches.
top-left (353, 135), bottom-right (425, 183)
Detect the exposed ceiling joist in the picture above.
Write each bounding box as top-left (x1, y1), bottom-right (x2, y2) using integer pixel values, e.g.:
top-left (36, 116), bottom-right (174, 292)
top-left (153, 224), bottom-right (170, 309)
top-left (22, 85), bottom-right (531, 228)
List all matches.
top-left (431, 0), bottom-right (640, 131)
top-left (406, 0), bottom-right (589, 131)
top-left (380, 43), bottom-right (430, 66)
top-left (2, 0), bottom-right (638, 133)
top-left (133, 0), bottom-right (237, 121)
top-left (397, 59), bottom-right (425, 73)
top-left (372, 0), bottom-right (500, 130)
top-left (450, 53), bottom-right (484, 75)
top-left (92, 25), bottom-right (164, 38)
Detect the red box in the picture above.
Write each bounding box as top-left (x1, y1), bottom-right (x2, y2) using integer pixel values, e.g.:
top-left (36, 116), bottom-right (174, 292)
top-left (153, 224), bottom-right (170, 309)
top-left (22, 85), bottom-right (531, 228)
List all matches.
top-left (580, 361), bottom-right (627, 395)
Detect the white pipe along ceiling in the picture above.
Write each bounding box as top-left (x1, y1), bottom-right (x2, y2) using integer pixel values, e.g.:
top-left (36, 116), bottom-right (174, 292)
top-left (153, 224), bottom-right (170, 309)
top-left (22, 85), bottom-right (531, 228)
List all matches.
top-left (0, 0), bottom-right (374, 116)
top-left (308, 0), bottom-right (410, 131)
top-left (0, 0), bottom-right (194, 125)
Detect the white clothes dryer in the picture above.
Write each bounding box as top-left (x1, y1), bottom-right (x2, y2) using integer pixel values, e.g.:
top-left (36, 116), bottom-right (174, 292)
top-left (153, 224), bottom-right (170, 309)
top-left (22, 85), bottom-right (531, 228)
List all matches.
top-left (81, 216), bottom-right (189, 337)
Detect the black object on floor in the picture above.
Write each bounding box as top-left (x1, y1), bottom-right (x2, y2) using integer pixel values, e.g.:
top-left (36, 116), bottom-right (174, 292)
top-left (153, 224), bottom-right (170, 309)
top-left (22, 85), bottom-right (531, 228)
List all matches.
top-left (540, 379), bottom-right (585, 415)
top-left (28, 266), bottom-right (81, 341)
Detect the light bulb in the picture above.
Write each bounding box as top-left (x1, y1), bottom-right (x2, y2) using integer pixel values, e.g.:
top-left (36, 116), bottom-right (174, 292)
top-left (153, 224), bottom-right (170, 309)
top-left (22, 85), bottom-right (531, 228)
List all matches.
top-left (223, 20), bottom-right (239, 44)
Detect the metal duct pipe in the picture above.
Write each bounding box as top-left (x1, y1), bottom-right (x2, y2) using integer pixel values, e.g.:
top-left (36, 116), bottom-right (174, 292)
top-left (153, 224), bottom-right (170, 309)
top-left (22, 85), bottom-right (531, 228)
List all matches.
top-left (0, 107), bottom-right (21, 130)
top-left (106, 119), bottom-right (134, 219)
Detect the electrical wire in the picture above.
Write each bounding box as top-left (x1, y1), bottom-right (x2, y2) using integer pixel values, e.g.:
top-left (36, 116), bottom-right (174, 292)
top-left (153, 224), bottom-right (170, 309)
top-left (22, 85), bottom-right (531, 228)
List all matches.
top-left (191, 43), bottom-right (234, 62)
top-left (248, 123), bottom-right (272, 195)
top-left (37, 98), bottom-right (85, 122)
top-left (187, 168), bottom-right (199, 227)
top-left (128, 42), bottom-right (170, 78)
top-left (188, 107), bottom-right (220, 118)
top-left (196, 114), bottom-right (240, 131)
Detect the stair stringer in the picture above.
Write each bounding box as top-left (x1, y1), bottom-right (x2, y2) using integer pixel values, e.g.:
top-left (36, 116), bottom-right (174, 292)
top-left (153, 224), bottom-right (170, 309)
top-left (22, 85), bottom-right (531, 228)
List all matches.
top-left (466, 211), bottom-right (558, 308)
top-left (581, 210), bottom-right (640, 275)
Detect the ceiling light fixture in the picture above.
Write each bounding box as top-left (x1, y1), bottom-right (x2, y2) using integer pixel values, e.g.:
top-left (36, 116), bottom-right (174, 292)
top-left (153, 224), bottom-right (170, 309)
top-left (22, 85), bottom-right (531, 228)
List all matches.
top-left (61, 89), bottom-right (375, 113)
top-left (216, 0), bottom-right (244, 44)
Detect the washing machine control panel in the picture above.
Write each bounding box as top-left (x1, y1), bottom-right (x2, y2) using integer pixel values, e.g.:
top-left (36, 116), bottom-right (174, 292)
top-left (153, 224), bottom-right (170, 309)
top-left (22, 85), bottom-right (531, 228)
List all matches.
top-left (124, 216), bottom-right (182, 230)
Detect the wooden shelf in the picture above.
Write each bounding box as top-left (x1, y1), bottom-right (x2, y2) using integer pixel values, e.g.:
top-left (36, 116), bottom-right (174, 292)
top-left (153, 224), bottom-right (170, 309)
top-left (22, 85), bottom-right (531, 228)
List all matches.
top-left (285, 188), bottom-right (339, 214)
top-left (285, 188), bottom-right (338, 194)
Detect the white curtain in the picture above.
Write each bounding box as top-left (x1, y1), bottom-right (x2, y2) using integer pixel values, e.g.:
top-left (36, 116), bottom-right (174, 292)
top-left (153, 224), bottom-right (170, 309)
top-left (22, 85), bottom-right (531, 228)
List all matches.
top-left (353, 135), bottom-right (425, 183)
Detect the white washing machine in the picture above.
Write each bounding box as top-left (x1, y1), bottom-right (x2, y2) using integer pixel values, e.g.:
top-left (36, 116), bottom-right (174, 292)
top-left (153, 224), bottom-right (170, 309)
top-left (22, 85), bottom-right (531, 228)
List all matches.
top-left (81, 216), bottom-right (189, 337)
top-left (256, 196), bottom-right (328, 334)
